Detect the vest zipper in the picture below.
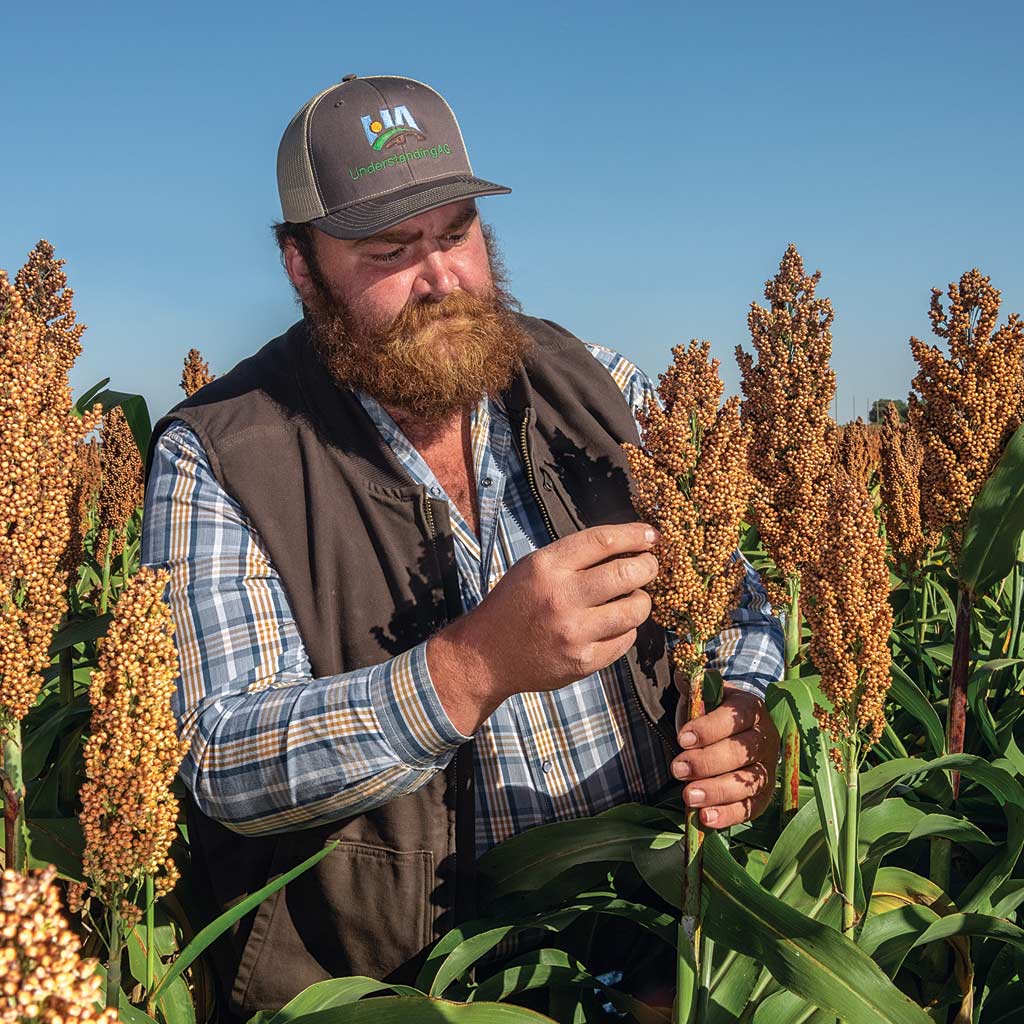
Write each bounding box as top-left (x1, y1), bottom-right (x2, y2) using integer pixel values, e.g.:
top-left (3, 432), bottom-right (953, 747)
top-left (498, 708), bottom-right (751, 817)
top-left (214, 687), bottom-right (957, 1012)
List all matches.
top-left (517, 409), bottom-right (557, 543)
top-left (517, 408), bottom-right (674, 753)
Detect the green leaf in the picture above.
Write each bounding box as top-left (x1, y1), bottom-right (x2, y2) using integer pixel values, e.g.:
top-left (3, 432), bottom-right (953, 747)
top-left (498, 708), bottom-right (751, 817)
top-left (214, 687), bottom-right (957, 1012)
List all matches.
top-left (150, 840), bottom-right (339, 1003)
top-left (888, 662), bottom-right (945, 757)
top-left (246, 999), bottom-right (557, 1023)
top-left (74, 377), bottom-right (111, 416)
top-left (49, 613), bottom-right (112, 656)
top-left (701, 832), bottom-right (934, 1024)
top-left (26, 816), bottom-right (84, 879)
top-left (961, 423), bottom-right (1024, 598)
top-left (21, 702), bottom-right (89, 781)
top-left (125, 917), bottom-right (195, 1024)
top-left (478, 818), bottom-right (672, 897)
top-left (92, 389), bottom-right (152, 464)
top-left (248, 979), bottom-right (425, 1024)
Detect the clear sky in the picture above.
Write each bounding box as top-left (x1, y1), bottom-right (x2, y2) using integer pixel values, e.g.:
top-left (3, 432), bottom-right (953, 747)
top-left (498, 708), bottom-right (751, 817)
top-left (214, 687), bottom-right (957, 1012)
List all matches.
top-left (4, 1), bottom-right (1023, 427)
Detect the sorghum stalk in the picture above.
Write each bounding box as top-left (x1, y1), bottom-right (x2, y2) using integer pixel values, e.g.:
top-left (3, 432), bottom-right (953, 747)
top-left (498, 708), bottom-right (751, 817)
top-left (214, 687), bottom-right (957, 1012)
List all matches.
top-left (909, 271), bottom-right (1024, 797)
top-left (145, 873), bottom-right (156, 1000)
top-left (1, 727), bottom-right (27, 871)
top-left (840, 732), bottom-right (860, 937)
top-left (781, 575), bottom-right (801, 822)
top-left (804, 470), bottom-right (893, 941)
top-left (622, 340), bottom-right (751, 1024)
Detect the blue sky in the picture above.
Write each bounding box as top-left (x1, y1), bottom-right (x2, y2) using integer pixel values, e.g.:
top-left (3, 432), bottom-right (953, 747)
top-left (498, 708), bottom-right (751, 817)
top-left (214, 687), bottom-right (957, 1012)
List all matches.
top-left (4, 1), bottom-right (1023, 427)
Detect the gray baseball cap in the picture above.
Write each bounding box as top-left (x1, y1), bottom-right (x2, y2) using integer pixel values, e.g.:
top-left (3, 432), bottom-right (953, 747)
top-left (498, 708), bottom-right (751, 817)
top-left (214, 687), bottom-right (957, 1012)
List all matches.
top-left (277, 74), bottom-right (511, 240)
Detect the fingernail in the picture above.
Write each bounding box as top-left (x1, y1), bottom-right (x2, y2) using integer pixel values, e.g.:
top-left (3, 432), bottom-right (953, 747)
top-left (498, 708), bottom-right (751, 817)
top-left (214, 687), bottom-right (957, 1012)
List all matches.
top-left (687, 788), bottom-right (705, 805)
top-left (703, 808), bottom-right (719, 825)
top-left (645, 527), bottom-right (658, 543)
top-left (680, 731), bottom-right (697, 748)
top-left (672, 761), bottom-right (690, 779)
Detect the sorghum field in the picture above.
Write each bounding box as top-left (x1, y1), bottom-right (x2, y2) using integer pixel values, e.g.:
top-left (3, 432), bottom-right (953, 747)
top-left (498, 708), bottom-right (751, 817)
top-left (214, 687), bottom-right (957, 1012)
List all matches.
top-left (4, 239), bottom-right (1024, 1024)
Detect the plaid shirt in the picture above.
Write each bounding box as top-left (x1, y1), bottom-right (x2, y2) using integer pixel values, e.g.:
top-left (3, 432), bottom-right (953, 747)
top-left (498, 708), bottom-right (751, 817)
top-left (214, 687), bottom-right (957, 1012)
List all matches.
top-left (140, 342), bottom-right (784, 852)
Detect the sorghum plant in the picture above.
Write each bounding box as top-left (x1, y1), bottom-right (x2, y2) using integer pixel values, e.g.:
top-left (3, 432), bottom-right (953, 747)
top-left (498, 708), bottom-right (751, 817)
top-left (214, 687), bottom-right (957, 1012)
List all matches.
top-left (879, 402), bottom-right (930, 580)
top-left (0, 257), bottom-right (101, 870)
top-left (1, 864), bottom-right (117, 1024)
top-left (837, 419), bottom-right (879, 490)
top-left (96, 406), bottom-right (144, 611)
top-left (736, 244), bottom-right (838, 820)
top-left (180, 347), bottom-right (215, 397)
top-left (803, 468), bottom-right (893, 936)
top-left (77, 566), bottom-right (187, 1007)
top-left (623, 339), bottom-right (751, 1024)
top-left (908, 269), bottom-right (1024, 794)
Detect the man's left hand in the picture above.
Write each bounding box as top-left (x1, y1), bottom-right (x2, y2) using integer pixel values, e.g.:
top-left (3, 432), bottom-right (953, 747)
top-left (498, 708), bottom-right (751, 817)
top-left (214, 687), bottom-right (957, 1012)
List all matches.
top-left (671, 685), bottom-right (780, 829)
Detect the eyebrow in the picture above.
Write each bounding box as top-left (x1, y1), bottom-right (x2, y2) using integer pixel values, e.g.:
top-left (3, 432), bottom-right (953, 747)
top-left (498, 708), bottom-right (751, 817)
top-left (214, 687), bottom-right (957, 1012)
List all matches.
top-left (354, 204), bottom-right (478, 247)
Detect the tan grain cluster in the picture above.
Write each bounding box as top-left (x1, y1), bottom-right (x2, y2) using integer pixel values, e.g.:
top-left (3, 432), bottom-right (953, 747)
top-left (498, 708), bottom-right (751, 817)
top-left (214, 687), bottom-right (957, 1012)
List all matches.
top-left (97, 407), bottom-right (143, 560)
top-left (0, 265), bottom-right (102, 726)
top-left (837, 419), bottom-right (881, 488)
top-left (13, 242), bottom-right (86, 411)
top-left (0, 864), bottom-right (117, 1024)
top-left (736, 244), bottom-right (838, 582)
top-left (60, 440), bottom-right (101, 590)
top-left (78, 567), bottom-right (187, 918)
top-left (804, 470), bottom-right (893, 754)
top-left (623, 341), bottom-right (751, 675)
top-left (180, 348), bottom-right (215, 397)
top-left (909, 269), bottom-right (1024, 561)
top-left (879, 402), bottom-right (931, 574)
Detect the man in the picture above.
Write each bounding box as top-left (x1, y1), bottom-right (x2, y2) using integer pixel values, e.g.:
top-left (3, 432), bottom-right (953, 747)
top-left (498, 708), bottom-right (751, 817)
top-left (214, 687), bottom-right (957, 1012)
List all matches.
top-left (141, 74), bottom-right (784, 1018)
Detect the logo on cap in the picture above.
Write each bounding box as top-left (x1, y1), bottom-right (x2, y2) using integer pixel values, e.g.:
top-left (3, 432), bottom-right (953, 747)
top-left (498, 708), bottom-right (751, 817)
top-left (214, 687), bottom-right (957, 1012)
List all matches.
top-left (361, 106), bottom-right (426, 151)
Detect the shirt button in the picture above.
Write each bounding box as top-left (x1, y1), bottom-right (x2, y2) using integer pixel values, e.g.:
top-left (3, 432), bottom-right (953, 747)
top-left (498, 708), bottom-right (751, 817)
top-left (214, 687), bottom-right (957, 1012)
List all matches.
top-left (430, 485), bottom-right (441, 495)
top-left (541, 760), bottom-right (553, 774)
top-left (483, 476), bottom-right (493, 487)
top-left (542, 479), bottom-right (553, 491)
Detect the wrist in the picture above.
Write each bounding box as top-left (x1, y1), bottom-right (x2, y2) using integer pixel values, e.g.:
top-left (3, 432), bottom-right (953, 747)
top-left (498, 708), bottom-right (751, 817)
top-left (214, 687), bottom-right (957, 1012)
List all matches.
top-left (427, 615), bottom-right (508, 734)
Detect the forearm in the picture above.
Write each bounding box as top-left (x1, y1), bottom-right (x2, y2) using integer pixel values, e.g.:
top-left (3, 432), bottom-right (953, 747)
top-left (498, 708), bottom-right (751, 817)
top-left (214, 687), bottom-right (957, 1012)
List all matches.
top-left (179, 641), bottom-right (471, 836)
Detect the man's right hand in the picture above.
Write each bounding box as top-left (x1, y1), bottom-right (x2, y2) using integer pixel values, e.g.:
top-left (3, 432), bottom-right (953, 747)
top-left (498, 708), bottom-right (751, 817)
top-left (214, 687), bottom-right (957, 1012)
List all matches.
top-left (427, 522), bottom-right (661, 736)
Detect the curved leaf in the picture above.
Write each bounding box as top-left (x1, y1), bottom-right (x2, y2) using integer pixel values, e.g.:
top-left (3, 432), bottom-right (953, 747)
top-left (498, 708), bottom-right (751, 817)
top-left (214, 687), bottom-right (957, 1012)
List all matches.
top-left (888, 662), bottom-right (945, 757)
top-left (961, 422), bottom-right (1024, 598)
top-left (701, 833), bottom-right (934, 1024)
top-left (253, 999), bottom-right (557, 1023)
top-left (249, 979), bottom-right (425, 1024)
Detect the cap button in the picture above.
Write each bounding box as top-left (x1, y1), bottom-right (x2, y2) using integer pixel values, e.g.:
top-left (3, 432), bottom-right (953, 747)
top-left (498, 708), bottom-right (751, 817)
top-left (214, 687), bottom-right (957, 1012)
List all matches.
top-left (341, 73), bottom-right (358, 82)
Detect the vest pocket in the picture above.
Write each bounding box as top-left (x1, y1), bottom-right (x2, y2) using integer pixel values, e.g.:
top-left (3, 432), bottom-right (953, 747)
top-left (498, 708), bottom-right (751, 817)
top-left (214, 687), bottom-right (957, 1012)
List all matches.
top-left (234, 839), bottom-right (435, 1013)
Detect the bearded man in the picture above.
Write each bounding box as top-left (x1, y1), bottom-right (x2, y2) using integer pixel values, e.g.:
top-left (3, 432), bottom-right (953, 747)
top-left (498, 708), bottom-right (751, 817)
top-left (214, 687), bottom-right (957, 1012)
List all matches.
top-left (141, 75), bottom-right (785, 1020)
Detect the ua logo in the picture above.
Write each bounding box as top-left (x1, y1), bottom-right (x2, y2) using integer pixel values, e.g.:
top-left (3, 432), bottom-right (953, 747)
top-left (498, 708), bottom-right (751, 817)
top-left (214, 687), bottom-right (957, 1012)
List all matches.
top-left (360, 106), bottom-right (426, 151)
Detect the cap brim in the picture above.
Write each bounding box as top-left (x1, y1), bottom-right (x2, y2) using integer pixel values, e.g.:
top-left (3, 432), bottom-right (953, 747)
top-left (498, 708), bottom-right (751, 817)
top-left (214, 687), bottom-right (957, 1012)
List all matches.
top-left (310, 174), bottom-right (511, 240)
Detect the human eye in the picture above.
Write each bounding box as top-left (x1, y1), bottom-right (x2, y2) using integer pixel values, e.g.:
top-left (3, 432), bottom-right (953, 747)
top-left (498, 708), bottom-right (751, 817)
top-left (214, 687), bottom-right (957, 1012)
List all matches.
top-left (442, 231), bottom-right (468, 247)
top-left (367, 247), bottom-right (405, 265)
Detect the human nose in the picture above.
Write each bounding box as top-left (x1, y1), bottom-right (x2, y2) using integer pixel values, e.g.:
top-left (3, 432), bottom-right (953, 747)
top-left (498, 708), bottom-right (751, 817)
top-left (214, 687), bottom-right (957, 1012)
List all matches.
top-left (411, 249), bottom-right (459, 301)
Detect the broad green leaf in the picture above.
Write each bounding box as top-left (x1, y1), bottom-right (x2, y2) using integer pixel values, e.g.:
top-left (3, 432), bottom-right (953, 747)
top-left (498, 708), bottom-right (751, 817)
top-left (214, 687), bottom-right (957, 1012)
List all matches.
top-left (478, 819), bottom-right (672, 897)
top-left (888, 662), bottom-right (945, 757)
top-left (92, 389), bottom-right (152, 464)
top-left (74, 376), bottom-right (111, 416)
top-left (468, 949), bottom-right (668, 1024)
top-left (249, 979), bottom-right (424, 1024)
top-left (961, 423), bottom-right (1024, 598)
top-left (766, 676), bottom-right (845, 888)
top-left (48, 613), bottom-right (112, 656)
top-left (21, 702), bottom-right (89, 781)
top-left (701, 833), bottom-right (933, 1024)
top-left (150, 841), bottom-right (339, 1003)
top-left (247, 999), bottom-right (557, 1023)
top-left (858, 755), bottom-right (1024, 912)
top-left (125, 917), bottom-right (195, 1024)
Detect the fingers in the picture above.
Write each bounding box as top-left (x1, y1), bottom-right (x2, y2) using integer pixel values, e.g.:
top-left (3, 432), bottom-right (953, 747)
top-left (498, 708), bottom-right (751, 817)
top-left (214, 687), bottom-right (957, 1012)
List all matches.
top-left (553, 522), bottom-right (660, 572)
top-left (578, 551), bottom-right (660, 607)
top-left (586, 589), bottom-right (653, 640)
top-left (677, 688), bottom-right (766, 749)
top-left (670, 727), bottom-right (767, 780)
top-left (682, 764), bottom-right (776, 829)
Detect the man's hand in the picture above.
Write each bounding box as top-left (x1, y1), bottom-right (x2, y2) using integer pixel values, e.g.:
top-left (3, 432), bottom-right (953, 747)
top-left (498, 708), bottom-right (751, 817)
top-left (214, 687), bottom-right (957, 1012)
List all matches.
top-left (671, 685), bottom-right (779, 829)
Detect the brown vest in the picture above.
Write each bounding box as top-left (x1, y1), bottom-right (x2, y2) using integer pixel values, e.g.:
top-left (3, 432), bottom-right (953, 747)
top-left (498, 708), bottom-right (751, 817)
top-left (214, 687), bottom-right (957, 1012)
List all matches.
top-left (144, 313), bottom-right (677, 1017)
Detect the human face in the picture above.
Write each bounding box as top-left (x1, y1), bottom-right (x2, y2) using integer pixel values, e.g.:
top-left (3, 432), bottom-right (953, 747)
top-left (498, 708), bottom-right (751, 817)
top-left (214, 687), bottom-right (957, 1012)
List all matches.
top-left (285, 201), bottom-right (533, 426)
top-left (286, 200), bottom-right (495, 329)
